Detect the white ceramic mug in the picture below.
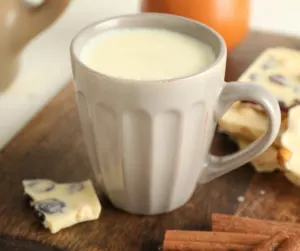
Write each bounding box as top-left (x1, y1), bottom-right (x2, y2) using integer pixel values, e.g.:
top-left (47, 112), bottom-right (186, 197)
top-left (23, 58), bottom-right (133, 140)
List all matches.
top-left (70, 13), bottom-right (281, 215)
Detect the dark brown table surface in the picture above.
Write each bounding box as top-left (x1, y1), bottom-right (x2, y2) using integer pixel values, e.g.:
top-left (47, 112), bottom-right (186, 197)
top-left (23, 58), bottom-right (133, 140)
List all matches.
top-left (1, 30), bottom-right (300, 251)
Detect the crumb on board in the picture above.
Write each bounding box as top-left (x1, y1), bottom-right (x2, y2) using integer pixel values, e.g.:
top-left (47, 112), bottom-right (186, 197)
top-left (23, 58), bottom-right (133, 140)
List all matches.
top-left (260, 190), bottom-right (266, 195)
top-left (237, 196), bottom-right (245, 203)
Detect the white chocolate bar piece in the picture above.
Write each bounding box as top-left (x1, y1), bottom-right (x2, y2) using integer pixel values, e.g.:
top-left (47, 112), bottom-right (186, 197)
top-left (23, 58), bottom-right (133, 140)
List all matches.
top-left (220, 47), bottom-right (300, 148)
top-left (23, 179), bottom-right (101, 233)
top-left (238, 47), bottom-right (300, 109)
top-left (281, 105), bottom-right (300, 176)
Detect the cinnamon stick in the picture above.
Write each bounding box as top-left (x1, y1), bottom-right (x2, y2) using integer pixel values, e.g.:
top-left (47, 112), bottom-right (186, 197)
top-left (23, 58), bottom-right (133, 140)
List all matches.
top-left (277, 236), bottom-right (300, 251)
top-left (163, 241), bottom-right (252, 251)
top-left (164, 230), bottom-right (268, 245)
top-left (212, 214), bottom-right (300, 236)
top-left (252, 231), bottom-right (289, 251)
top-left (83, 248), bottom-right (103, 251)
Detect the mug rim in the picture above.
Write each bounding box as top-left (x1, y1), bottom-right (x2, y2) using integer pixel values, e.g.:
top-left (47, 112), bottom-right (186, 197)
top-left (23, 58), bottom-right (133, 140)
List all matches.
top-left (70, 12), bottom-right (226, 84)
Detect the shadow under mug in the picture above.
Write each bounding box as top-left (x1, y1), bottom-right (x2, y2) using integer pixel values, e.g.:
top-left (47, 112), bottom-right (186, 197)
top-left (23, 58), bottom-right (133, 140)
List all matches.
top-left (70, 13), bottom-right (281, 215)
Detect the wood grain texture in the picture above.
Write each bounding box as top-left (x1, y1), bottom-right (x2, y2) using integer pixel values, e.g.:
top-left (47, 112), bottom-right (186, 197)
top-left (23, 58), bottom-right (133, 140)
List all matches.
top-left (236, 172), bottom-right (300, 222)
top-left (0, 235), bottom-right (64, 251)
top-left (0, 30), bottom-right (298, 251)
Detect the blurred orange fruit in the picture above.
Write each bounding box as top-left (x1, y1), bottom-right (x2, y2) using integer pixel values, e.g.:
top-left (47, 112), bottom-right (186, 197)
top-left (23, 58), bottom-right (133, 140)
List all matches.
top-left (141, 0), bottom-right (250, 51)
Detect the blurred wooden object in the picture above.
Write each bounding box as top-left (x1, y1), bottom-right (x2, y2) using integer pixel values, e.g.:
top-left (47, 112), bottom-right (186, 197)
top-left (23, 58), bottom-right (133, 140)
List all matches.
top-left (0, 0), bottom-right (71, 91)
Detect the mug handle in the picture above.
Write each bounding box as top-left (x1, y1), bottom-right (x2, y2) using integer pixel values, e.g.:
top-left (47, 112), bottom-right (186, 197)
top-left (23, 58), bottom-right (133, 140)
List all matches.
top-left (199, 82), bottom-right (281, 183)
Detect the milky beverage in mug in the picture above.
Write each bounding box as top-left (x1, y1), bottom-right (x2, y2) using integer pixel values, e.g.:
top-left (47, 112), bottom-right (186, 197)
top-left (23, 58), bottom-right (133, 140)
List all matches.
top-left (71, 13), bottom-right (280, 215)
top-left (81, 28), bottom-right (216, 80)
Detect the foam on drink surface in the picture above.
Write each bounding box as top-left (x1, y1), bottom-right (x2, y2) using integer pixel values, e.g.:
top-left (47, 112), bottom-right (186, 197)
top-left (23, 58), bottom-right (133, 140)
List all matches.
top-left (80, 28), bottom-right (215, 81)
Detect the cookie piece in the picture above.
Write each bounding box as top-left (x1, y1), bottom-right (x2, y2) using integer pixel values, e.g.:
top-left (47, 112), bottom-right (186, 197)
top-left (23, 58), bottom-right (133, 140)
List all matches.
top-left (234, 137), bottom-right (280, 173)
top-left (280, 105), bottom-right (300, 176)
top-left (228, 136), bottom-right (300, 187)
top-left (219, 102), bottom-right (286, 148)
top-left (278, 147), bottom-right (293, 168)
top-left (23, 179), bottom-right (101, 233)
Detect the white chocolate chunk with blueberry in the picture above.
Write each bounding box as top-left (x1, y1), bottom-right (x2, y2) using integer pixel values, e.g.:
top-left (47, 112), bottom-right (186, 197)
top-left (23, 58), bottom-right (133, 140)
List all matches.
top-left (238, 47), bottom-right (300, 110)
top-left (220, 47), bottom-right (300, 147)
top-left (281, 105), bottom-right (300, 176)
top-left (23, 179), bottom-right (101, 233)
top-left (217, 47), bottom-right (300, 185)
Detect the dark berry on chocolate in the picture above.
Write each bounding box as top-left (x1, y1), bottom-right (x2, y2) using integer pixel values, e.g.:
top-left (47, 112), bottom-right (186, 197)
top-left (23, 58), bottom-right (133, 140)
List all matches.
top-left (261, 59), bottom-right (277, 70)
top-left (68, 183), bottom-right (84, 194)
top-left (269, 74), bottom-right (287, 86)
top-left (294, 86), bottom-right (300, 93)
top-left (249, 73), bottom-right (258, 81)
top-left (34, 209), bottom-right (46, 223)
top-left (33, 199), bottom-right (65, 214)
top-left (26, 180), bottom-right (55, 193)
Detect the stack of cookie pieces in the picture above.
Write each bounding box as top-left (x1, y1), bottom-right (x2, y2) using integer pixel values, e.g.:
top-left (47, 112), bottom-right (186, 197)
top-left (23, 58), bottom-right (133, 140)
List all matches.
top-left (219, 47), bottom-right (300, 186)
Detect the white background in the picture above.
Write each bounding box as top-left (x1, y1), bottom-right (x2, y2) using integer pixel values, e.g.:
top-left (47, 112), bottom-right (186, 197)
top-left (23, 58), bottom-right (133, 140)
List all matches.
top-left (1, 0), bottom-right (300, 150)
top-left (251, 0), bottom-right (300, 35)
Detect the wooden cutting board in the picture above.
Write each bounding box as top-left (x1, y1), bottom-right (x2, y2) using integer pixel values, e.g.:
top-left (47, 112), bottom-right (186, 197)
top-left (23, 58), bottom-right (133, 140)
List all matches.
top-left (0, 30), bottom-right (300, 251)
top-left (236, 172), bottom-right (300, 221)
